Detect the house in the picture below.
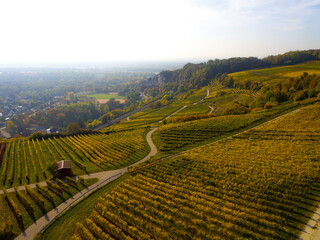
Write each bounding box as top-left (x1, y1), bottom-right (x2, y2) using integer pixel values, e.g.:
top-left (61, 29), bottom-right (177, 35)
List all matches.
top-left (55, 160), bottom-right (72, 179)
top-left (16, 106), bottom-right (24, 111)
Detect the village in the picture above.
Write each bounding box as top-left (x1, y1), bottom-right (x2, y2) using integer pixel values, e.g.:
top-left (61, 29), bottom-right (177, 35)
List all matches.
top-left (0, 94), bottom-right (68, 138)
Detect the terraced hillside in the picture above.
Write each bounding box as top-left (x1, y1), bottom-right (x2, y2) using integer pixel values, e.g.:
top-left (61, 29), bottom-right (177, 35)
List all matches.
top-left (105, 87), bottom-right (208, 131)
top-left (72, 103), bottom-right (320, 240)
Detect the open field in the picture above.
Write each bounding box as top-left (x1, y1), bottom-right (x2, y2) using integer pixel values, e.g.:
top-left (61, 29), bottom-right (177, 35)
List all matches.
top-left (86, 93), bottom-right (125, 99)
top-left (86, 93), bottom-right (126, 104)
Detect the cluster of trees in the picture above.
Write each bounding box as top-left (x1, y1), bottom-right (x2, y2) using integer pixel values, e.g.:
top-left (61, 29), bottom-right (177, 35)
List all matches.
top-left (254, 73), bottom-right (320, 107)
top-left (140, 49), bottom-right (320, 98)
top-left (7, 97), bottom-right (129, 135)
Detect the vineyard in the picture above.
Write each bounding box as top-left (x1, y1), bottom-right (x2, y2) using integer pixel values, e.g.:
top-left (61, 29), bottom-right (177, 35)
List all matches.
top-left (107, 105), bottom-right (183, 130)
top-left (0, 177), bottom-right (97, 238)
top-left (173, 104), bottom-right (211, 117)
top-left (229, 61), bottom-right (320, 85)
top-left (155, 113), bottom-right (265, 152)
top-left (106, 87), bottom-right (208, 131)
top-left (0, 128), bottom-right (149, 188)
top-left (72, 103), bottom-right (320, 240)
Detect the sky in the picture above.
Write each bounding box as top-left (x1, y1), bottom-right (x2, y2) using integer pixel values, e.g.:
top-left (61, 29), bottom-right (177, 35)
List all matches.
top-left (0, 0), bottom-right (320, 64)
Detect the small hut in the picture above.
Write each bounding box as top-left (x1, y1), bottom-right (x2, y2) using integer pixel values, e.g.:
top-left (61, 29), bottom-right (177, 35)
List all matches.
top-left (55, 160), bottom-right (72, 179)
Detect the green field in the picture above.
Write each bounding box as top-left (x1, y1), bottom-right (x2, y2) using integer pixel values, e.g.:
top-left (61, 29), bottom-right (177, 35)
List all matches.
top-left (86, 93), bottom-right (125, 99)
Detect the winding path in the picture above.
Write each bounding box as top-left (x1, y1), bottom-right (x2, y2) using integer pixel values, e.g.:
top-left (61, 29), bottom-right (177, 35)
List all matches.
top-left (14, 127), bottom-right (158, 240)
top-left (208, 105), bottom-right (214, 114)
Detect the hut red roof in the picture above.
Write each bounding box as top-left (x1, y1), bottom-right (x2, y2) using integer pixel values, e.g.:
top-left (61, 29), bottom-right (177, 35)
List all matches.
top-left (55, 160), bottom-right (72, 178)
top-left (56, 160), bottom-right (71, 170)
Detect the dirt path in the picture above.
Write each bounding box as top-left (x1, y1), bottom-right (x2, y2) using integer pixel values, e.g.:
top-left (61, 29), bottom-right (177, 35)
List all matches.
top-left (209, 105), bottom-right (214, 114)
top-left (299, 208), bottom-right (320, 240)
top-left (159, 106), bottom-right (187, 122)
top-left (14, 127), bottom-right (159, 240)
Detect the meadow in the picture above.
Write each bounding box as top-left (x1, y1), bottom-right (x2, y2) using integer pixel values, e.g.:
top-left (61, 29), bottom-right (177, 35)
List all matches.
top-left (86, 93), bottom-right (125, 99)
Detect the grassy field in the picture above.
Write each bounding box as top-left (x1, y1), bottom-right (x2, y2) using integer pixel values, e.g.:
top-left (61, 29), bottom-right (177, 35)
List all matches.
top-left (86, 93), bottom-right (125, 99)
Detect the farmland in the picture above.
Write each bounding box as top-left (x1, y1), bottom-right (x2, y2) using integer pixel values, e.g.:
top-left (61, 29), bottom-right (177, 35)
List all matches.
top-left (173, 104), bottom-right (211, 117)
top-left (229, 61), bottom-right (320, 86)
top-left (0, 177), bottom-right (97, 239)
top-left (2, 58), bottom-right (320, 239)
top-left (86, 93), bottom-right (125, 99)
top-left (71, 103), bottom-right (320, 240)
top-left (0, 128), bottom-right (149, 188)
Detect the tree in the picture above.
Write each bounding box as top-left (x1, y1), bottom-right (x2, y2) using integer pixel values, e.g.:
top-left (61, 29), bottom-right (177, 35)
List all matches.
top-left (87, 120), bottom-right (102, 129)
top-left (66, 122), bottom-right (80, 134)
top-left (6, 120), bottom-right (16, 135)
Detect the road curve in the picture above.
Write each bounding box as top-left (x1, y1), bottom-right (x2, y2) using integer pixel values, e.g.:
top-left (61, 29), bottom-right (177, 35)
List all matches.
top-left (15, 127), bottom-right (158, 240)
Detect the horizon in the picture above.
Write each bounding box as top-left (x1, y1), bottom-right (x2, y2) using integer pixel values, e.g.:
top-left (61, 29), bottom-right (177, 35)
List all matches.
top-left (0, 0), bottom-right (320, 64)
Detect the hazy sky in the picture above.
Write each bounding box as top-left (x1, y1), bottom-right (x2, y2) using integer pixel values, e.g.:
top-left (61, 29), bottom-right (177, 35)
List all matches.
top-left (0, 0), bottom-right (320, 63)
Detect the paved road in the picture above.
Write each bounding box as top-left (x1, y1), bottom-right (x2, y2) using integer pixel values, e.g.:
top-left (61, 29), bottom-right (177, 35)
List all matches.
top-left (15, 127), bottom-right (159, 240)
